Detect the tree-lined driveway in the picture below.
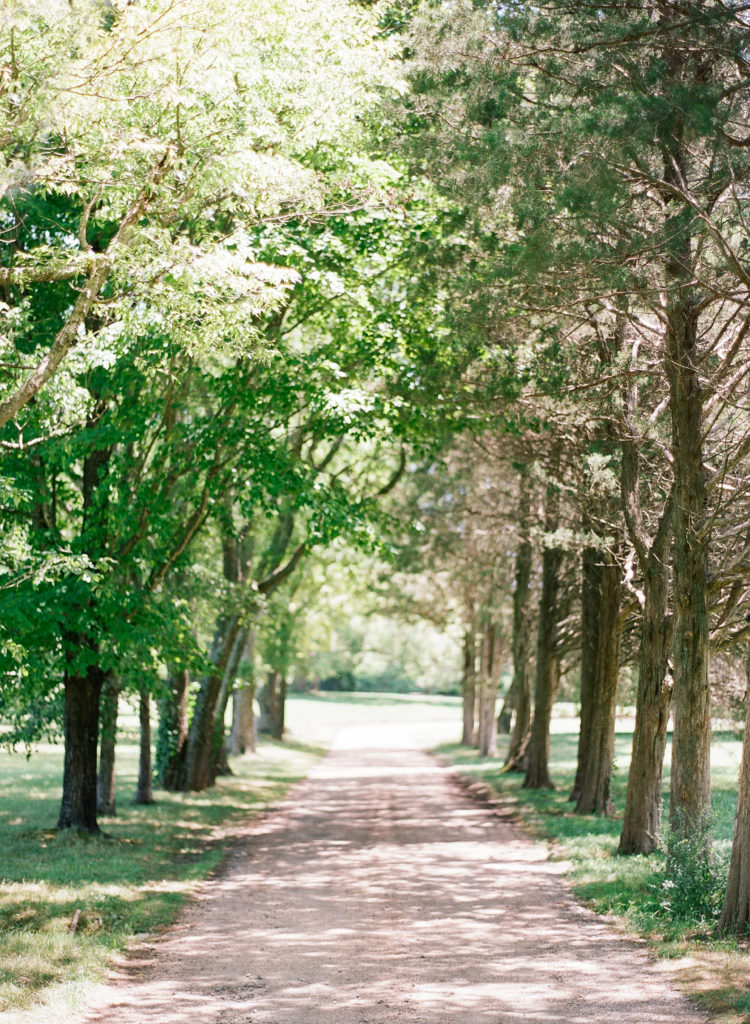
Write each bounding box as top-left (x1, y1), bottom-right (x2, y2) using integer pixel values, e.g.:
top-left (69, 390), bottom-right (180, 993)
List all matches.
top-left (81, 721), bottom-right (708, 1024)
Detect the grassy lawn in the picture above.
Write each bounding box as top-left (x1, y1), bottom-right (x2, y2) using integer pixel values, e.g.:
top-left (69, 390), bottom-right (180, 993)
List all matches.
top-left (0, 716), bottom-right (324, 1021)
top-left (438, 715), bottom-right (750, 1024)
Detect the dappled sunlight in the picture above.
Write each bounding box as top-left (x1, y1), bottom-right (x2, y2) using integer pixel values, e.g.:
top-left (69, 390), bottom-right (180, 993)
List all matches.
top-left (80, 723), bottom-right (704, 1024)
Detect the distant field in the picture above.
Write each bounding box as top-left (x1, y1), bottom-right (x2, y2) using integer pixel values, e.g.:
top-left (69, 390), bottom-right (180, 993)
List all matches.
top-left (285, 691), bottom-right (462, 745)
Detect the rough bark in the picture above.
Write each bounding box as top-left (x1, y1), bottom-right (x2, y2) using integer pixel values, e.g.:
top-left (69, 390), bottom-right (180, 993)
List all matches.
top-left (718, 650), bottom-right (750, 935)
top-left (574, 551), bottom-right (622, 815)
top-left (134, 688), bottom-right (154, 805)
top-left (505, 469), bottom-right (533, 770)
top-left (97, 672), bottom-right (119, 817)
top-left (665, 245), bottom-right (711, 835)
top-left (58, 662), bottom-right (105, 832)
top-left (668, 300), bottom-right (712, 836)
top-left (461, 626), bottom-right (477, 746)
top-left (524, 477), bottom-right (562, 791)
top-left (617, 290), bottom-right (675, 852)
top-left (660, 10), bottom-right (712, 838)
top-left (618, 546), bottom-right (672, 854)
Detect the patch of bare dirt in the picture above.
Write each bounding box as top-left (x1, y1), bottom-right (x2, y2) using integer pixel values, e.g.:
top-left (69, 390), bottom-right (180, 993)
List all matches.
top-left (78, 720), bottom-right (711, 1024)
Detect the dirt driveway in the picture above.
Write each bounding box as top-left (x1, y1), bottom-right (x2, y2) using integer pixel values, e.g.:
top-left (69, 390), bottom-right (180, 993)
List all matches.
top-left (80, 719), bottom-right (709, 1024)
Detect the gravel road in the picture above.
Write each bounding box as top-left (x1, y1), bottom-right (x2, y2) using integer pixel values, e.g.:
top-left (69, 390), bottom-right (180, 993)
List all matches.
top-left (79, 719), bottom-right (709, 1024)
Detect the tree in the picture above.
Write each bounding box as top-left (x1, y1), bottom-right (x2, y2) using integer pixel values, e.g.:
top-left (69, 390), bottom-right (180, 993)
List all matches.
top-left (396, 0), bottom-right (750, 845)
top-left (618, 363), bottom-right (674, 854)
top-left (523, 452), bottom-right (563, 791)
top-left (502, 462), bottom-right (535, 769)
top-left (0, 0), bottom-right (399, 830)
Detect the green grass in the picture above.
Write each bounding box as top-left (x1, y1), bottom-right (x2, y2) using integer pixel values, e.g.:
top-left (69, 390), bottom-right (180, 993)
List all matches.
top-left (438, 719), bottom-right (750, 1022)
top-left (0, 728), bottom-right (323, 1019)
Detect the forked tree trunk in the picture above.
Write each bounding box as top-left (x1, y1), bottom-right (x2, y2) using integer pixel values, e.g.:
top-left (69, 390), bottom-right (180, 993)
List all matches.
top-left (134, 688), bottom-right (154, 805)
top-left (176, 615), bottom-right (242, 792)
top-left (524, 478), bottom-right (562, 791)
top-left (574, 552), bottom-right (621, 815)
top-left (208, 627), bottom-right (247, 784)
top-left (618, 548), bottom-right (672, 854)
top-left (718, 651), bottom-right (750, 935)
top-left (58, 662), bottom-right (105, 832)
top-left (505, 470), bottom-right (533, 769)
top-left (97, 672), bottom-right (119, 816)
top-left (461, 627), bottom-right (477, 745)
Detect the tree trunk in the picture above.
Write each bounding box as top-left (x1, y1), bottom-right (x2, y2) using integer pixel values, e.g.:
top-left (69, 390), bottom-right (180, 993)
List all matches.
top-left (574, 551), bottom-right (621, 815)
top-left (505, 468), bottom-right (533, 770)
top-left (496, 679), bottom-right (515, 736)
top-left (524, 477), bottom-right (562, 791)
top-left (618, 306), bottom-right (674, 852)
top-left (718, 650), bottom-right (750, 935)
top-left (97, 672), bottom-right (119, 817)
top-left (208, 627), bottom-right (247, 784)
top-left (477, 622), bottom-right (500, 757)
top-left (158, 668), bottom-right (190, 790)
top-left (461, 626), bottom-right (477, 745)
top-left (570, 546), bottom-right (602, 802)
top-left (618, 551), bottom-right (672, 854)
top-left (178, 615), bottom-right (242, 792)
top-left (231, 628), bottom-right (256, 755)
top-left (134, 688), bottom-right (154, 805)
top-left (59, 422), bottom-right (111, 832)
top-left (231, 684), bottom-right (256, 755)
top-left (660, 17), bottom-right (711, 839)
top-left (259, 669), bottom-right (286, 740)
top-left (666, 272), bottom-right (711, 837)
top-left (58, 663), bottom-right (105, 832)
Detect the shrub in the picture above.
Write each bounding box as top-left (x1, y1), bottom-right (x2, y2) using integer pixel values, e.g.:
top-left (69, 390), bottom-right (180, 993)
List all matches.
top-left (651, 813), bottom-right (728, 925)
